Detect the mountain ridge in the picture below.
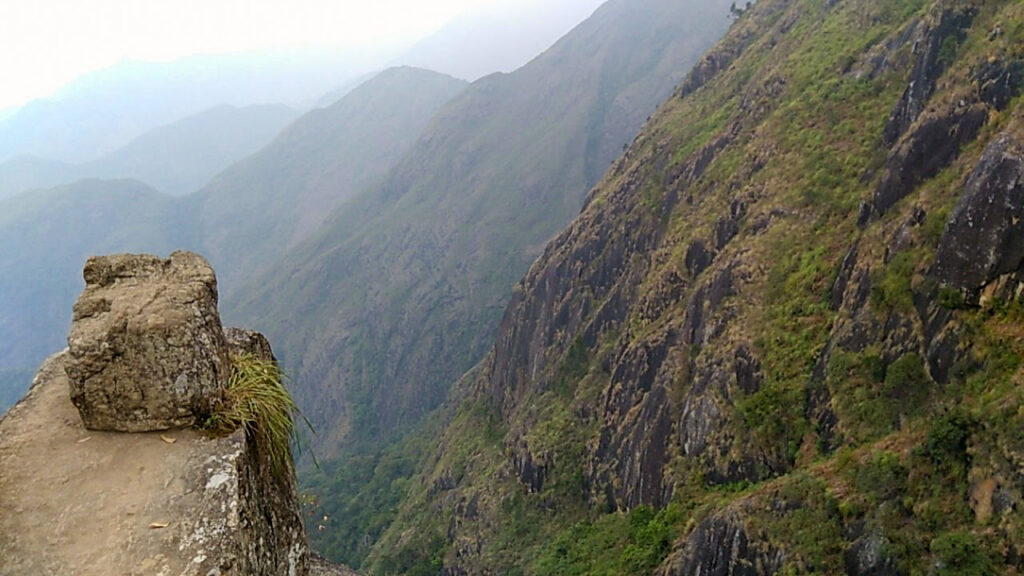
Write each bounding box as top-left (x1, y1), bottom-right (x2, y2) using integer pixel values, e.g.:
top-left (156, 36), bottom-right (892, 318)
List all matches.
top-left (0, 103), bottom-right (299, 200)
top-left (231, 0), bottom-right (736, 460)
top-left (360, 0), bottom-right (1024, 572)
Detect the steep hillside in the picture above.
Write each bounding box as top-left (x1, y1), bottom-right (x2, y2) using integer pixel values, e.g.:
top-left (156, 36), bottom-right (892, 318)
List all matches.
top-left (0, 179), bottom-right (188, 410)
top-left (0, 104), bottom-right (299, 200)
top-left (368, 0), bottom-right (1024, 573)
top-left (193, 67), bottom-right (467, 290)
top-left (232, 0), bottom-right (735, 459)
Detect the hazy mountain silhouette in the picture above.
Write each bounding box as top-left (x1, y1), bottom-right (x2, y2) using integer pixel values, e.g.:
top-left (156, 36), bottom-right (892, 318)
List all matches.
top-left (0, 104), bottom-right (298, 200)
top-left (192, 67), bottom-right (468, 292)
top-left (0, 50), bottom-right (391, 164)
top-left (392, 0), bottom-right (606, 80)
top-left (0, 67), bottom-right (467, 410)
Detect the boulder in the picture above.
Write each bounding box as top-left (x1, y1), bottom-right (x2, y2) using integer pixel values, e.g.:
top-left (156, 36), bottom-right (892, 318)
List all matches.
top-left (933, 135), bottom-right (1024, 294)
top-left (225, 327), bottom-right (278, 363)
top-left (65, 251), bottom-right (230, 432)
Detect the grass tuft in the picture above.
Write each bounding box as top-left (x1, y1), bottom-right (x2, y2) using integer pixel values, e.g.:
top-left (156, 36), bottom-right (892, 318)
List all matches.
top-left (204, 353), bottom-right (301, 478)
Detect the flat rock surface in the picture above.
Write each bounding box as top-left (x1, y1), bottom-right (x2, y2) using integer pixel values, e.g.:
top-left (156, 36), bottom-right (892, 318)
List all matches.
top-left (0, 352), bottom-right (245, 575)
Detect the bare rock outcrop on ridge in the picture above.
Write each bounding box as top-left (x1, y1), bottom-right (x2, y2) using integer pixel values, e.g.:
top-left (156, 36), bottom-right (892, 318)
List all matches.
top-left (65, 251), bottom-right (230, 432)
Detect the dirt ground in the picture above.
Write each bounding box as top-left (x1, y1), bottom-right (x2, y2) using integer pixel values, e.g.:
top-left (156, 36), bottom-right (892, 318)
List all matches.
top-left (0, 352), bottom-right (216, 576)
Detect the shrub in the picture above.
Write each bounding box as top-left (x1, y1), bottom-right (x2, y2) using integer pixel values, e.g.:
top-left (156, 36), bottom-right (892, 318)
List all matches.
top-left (930, 532), bottom-right (994, 576)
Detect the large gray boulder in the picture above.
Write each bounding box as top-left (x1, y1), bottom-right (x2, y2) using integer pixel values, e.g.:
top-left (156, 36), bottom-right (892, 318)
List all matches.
top-left (65, 251), bottom-right (230, 432)
top-left (934, 134), bottom-right (1024, 295)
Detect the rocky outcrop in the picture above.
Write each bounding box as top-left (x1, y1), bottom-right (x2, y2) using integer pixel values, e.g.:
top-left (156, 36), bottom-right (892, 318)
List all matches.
top-left (882, 7), bottom-right (976, 146)
top-left (659, 510), bottom-right (782, 576)
top-left (65, 252), bottom-right (230, 432)
top-left (872, 101), bottom-right (988, 216)
top-left (0, 252), bottom-right (349, 575)
top-left (933, 134), bottom-right (1024, 297)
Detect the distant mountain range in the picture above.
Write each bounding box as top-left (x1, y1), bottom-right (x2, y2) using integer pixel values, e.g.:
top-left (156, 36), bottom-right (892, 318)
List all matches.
top-left (0, 50), bottom-right (390, 164)
top-left (0, 104), bottom-right (298, 199)
top-left (0, 66), bottom-right (467, 413)
top-left (192, 67), bottom-right (468, 291)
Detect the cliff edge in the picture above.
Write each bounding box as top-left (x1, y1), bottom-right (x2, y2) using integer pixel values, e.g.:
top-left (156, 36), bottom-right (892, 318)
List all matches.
top-left (0, 252), bottom-right (353, 575)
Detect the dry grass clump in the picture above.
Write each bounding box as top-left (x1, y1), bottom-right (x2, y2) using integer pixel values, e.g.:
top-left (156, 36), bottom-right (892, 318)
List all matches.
top-left (204, 353), bottom-right (299, 477)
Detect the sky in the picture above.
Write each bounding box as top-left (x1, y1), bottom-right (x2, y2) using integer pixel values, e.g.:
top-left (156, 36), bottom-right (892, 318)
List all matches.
top-left (0, 0), bottom-right (515, 110)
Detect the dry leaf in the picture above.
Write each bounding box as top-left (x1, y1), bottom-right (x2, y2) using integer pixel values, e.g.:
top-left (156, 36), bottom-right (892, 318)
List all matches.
top-left (160, 435), bottom-right (177, 444)
top-left (148, 522), bottom-right (169, 529)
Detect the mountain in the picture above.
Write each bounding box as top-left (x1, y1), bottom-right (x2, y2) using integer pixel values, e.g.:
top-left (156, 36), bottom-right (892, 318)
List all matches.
top-left (85, 104), bottom-right (299, 195)
top-left (0, 156), bottom-right (77, 202)
top-left (359, 0), bottom-right (1024, 572)
top-left (0, 50), bottom-right (387, 164)
top-left (0, 68), bottom-right (467, 413)
top-left (392, 0), bottom-right (606, 81)
top-left (0, 104), bottom-right (299, 200)
top-left (0, 179), bottom-right (187, 410)
top-left (192, 67), bottom-right (468, 291)
top-left (232, 0), bottom-right (735, 461)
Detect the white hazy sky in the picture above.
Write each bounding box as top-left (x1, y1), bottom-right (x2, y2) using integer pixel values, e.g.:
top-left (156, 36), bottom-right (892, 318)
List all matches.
top-left (0, 0), bottom-right (515, 109)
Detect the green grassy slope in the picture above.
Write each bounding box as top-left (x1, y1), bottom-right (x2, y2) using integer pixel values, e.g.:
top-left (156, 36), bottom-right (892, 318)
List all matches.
top-left (366, 0), bottom-right (1024, 573)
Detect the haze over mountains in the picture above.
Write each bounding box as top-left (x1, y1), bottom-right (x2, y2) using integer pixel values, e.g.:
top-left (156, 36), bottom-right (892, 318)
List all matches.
top-left (0, 66), bottom-right (468, 413)
top-left (392, 0), bottom-right (605, 80)
top-left (0, 104), bottom-right (299, 199)
top-left (0, 0), bottom-right (620, 416)
top-left (193, 67), bottom-right (468, 290)
top-left (0, 50), bottom-right (386, 165)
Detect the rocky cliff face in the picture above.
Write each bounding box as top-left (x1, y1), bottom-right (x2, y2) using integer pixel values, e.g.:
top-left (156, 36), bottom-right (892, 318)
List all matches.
top-left (369, 0), bottom-right (1024, 573)
top-left (0, 252), bottom-right (352, 575)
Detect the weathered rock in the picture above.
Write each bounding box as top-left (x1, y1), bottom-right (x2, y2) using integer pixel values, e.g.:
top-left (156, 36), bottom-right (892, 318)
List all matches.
top-left (882, 8), bottom-right (976, 146)
top-left (873, 103), bottom-right (988, 216)
top-left (65, 251), bottom-right (230, 432)
top-left (846, 533), bottom-right (898, 576)
top-left (225, 327), bottom-right (278, 363)
top-left (974, 58), bottom-right (1024, 110)
top-left (933, 134), bottom-right (1024, 294)
top-left (659, 510), bottom-right (782, 576)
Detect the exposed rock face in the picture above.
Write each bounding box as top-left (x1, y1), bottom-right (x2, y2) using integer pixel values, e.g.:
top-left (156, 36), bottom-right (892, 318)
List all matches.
top-left (65, 251), bottom-right (230, 432)
top-left (882, 8), bottom-right (976, 146)
top-left (225, 327), bottom-right (278, 362)
top-left (872, 102), bottom-right (988, 216)
top-left (933, 134), bottom-right (1024, 295)
top-left (845, 533), bottom-right (897, 576)
top-left (659, 510), bottom-right (782, 576)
